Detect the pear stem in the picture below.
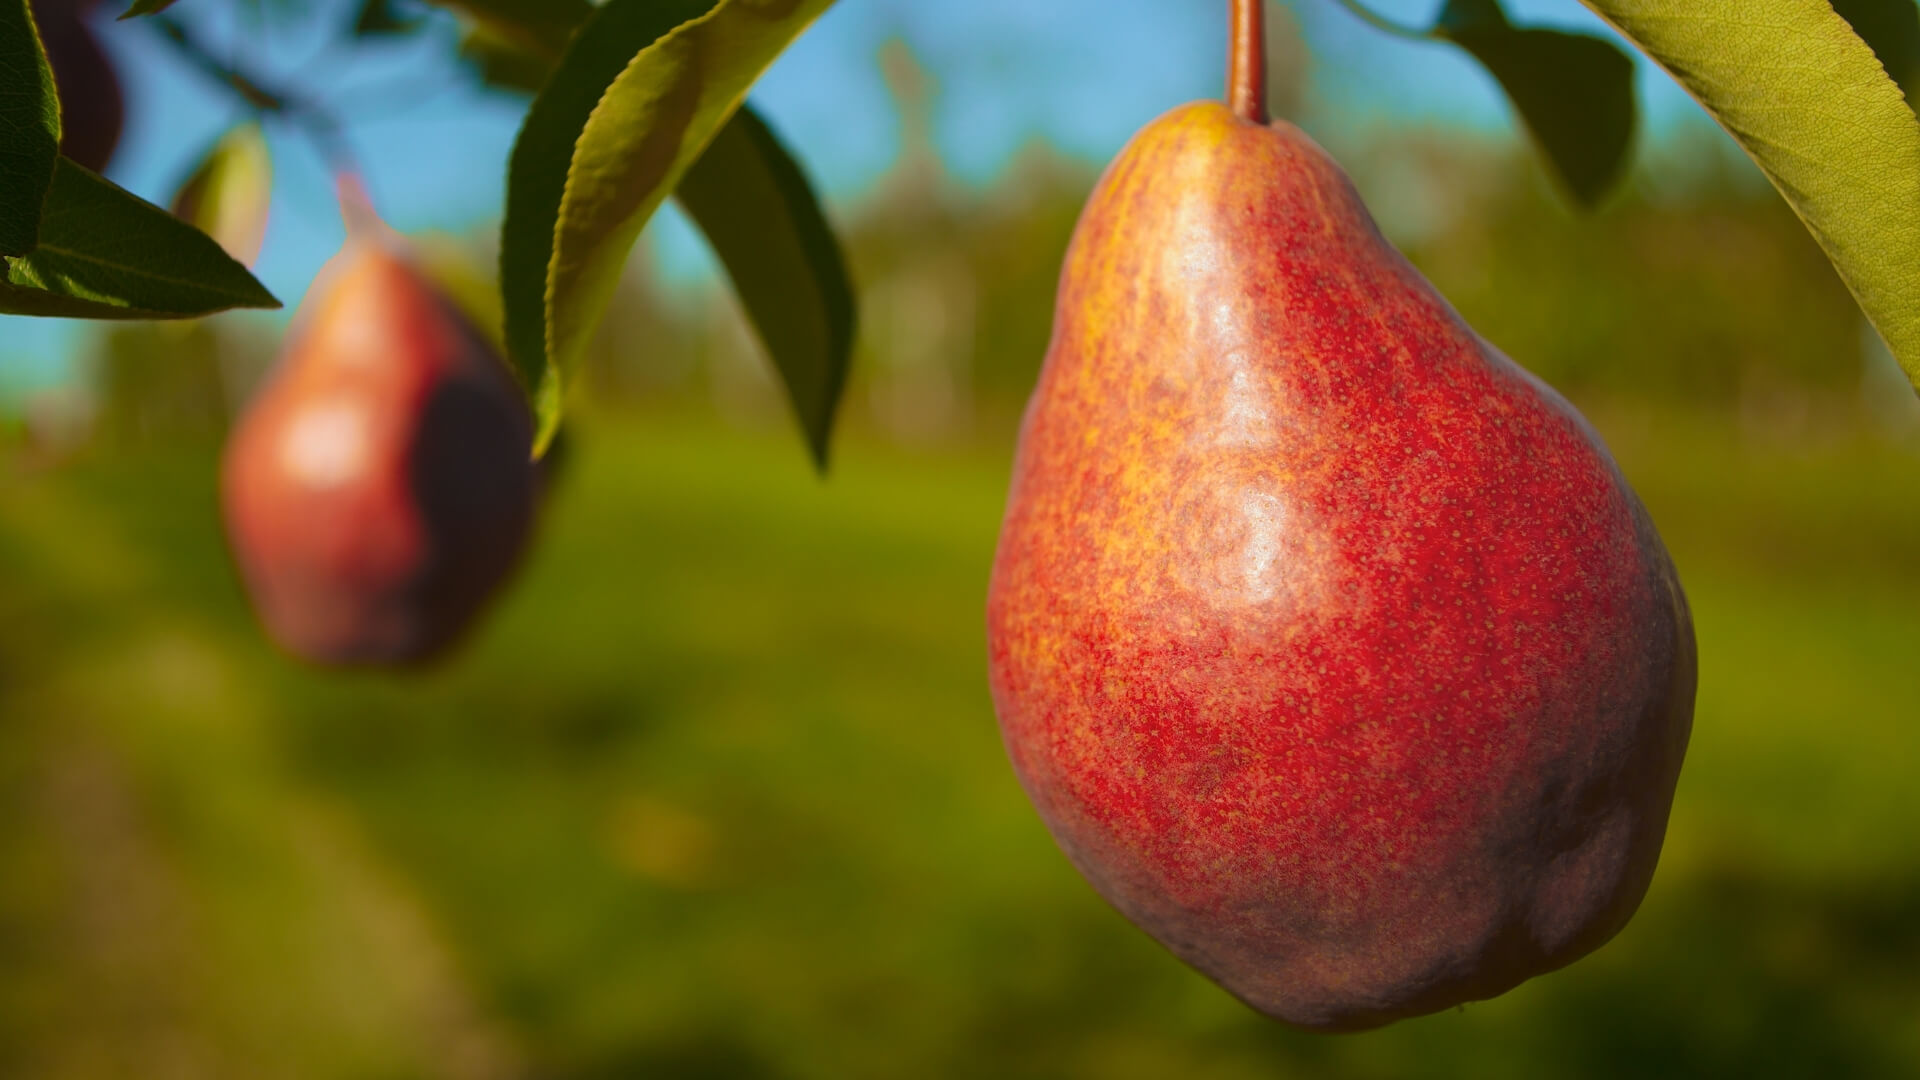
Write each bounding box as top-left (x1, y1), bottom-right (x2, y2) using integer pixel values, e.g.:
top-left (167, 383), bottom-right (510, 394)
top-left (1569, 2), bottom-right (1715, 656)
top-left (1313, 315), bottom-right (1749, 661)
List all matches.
top-left (1328, 0), bottom-right (1436, 41)
top-left (336, 173), bottom-right (383, 239)
top-left (1228, 0), bottom-right (1268, 125)
top-left (1328, 0), bottom-right (1430, 41)
top-left (146, 13), bottom-right (363, 178)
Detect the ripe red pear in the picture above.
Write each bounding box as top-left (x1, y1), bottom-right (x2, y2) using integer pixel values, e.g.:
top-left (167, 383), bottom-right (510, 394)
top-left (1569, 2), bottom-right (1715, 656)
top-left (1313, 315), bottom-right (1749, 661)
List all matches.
top-left (222, 187), bottom-right (537, 666)
top-left (986, 11), bottom-right (1694, 1032)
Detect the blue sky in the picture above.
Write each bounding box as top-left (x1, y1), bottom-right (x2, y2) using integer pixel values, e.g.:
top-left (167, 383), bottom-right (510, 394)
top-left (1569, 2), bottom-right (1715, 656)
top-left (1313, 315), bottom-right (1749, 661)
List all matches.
top-left (0, 0), bottom-right (1731, 398)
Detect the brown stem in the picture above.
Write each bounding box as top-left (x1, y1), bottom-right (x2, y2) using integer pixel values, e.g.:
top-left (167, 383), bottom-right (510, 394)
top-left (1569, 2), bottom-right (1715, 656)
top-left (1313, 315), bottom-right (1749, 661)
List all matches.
top-left (148, 14), bottom-right (362, 178)
top-left (1228, 0), bottom-right (1268, 124)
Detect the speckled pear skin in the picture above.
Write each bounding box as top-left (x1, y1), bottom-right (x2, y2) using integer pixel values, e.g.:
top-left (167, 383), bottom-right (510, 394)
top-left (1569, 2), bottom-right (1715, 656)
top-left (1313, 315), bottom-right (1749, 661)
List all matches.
top-left (222, 237), bottom-right (536, 667)
top-left (986, 102), bottom-right (1696, 1031)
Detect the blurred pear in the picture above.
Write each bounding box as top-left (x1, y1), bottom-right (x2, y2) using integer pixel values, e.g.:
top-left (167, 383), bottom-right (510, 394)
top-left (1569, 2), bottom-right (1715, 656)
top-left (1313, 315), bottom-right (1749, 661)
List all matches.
top-left (171, 124), bottom-right (274, 267)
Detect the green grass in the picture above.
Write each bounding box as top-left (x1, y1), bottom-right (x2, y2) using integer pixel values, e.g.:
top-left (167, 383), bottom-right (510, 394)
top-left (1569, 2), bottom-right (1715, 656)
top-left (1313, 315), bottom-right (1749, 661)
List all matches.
top-left (1, 407), bottom-right (1917, 1078)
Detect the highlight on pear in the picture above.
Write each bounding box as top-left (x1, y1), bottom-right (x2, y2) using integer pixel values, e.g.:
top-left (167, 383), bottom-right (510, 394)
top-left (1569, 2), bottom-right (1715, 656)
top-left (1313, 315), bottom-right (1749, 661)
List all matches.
top-left (984, 0), bottom-right (1694, 1031)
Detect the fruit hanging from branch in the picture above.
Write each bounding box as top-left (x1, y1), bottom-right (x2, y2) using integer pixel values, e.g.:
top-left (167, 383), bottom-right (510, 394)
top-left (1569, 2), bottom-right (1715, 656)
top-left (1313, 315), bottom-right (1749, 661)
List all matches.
top-left (985, 0), bottom-right (1696, 1032)
top-left (222, 181), bottom-right (538, 667)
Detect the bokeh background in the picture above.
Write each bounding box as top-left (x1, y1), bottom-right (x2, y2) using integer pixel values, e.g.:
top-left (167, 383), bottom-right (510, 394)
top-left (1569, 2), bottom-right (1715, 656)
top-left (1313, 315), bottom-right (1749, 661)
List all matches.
top-left (4, 0), bottom-right (1919, 1076)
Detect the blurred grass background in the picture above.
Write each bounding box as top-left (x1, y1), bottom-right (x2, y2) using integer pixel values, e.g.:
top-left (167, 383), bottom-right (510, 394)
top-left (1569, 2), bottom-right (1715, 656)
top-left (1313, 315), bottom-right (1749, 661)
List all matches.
top-left (5, 403), bottom-right (1920, 1078)
top-left (5, 19), bottom-right (1920, 1080)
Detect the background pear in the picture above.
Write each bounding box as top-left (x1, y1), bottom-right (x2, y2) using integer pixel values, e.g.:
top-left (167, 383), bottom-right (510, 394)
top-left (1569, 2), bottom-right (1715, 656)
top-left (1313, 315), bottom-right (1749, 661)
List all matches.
top-left (222, 192), bottom-right (537, 667)
top-left (985, 33), bottom-right (1695, 1031)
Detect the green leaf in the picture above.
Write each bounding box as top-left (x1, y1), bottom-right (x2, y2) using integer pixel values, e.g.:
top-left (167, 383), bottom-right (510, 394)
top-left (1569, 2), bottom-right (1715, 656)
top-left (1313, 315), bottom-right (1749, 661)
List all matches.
top-left (354, 0), bottom-right (424, 37)
top-left (1334, 0), bottom-right (1638, 207)
top-left (0, 0), bottom-right (61, 256)
top-left (516, 0), bottom-right (836, 453)
top-left (678, 107), bottom-right (854, 470)
top-left (1435, 0), bottom-right (1638, 207)
top-left (1580, 0), bottom-right (1920, 393)
top-left (458, 22), bottom-right (557, 95)
top-left (170, 123), bottom-right (273, 267)
top-left (1829, 0), bottom-right (1920, 105)
top-left (116, 0), bottom-right (181, 18)
top-left (500, 0), bottom-right (716, 444)
top-left (452, 9), bottom-right (855, 462)
top-left (1, 157), bottom-right (279, 318)
top-left (0, 277), bottom-right (196, 318)
top-left (1436, 0), bottom-right (1511, 32)
top-left (420, 0), bottom-right (593, 56)
top-left (428, 0), bottom-right (600, 94)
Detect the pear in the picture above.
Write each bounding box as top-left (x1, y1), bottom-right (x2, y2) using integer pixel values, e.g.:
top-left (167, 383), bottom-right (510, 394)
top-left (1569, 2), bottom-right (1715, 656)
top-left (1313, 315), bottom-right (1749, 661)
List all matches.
top-left (222, 188), bottom-right (536, 666)
top-left (985, 21), bottom-right (1695, 1031)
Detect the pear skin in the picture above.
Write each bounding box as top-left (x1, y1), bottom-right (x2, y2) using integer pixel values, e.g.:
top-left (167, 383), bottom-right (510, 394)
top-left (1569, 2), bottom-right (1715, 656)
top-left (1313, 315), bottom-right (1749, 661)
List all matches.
top-left (986, 103), bottom-right (1695, 1031)
top-left (222, 227), bottom-right (536, 667)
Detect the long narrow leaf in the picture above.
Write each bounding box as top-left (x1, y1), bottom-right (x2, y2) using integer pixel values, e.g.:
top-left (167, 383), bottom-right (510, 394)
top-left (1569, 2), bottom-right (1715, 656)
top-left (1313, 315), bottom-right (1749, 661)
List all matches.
top-left (423, 0), bottom-right (593, 57)
top-left (499, 0), bottom-right (716, 442)
top-left (117, 1), bottom-right (181, 18)
top-left (445, 2), bottom-right (854, 466)
top-left (1829, 0), bottom-right (1920, 105)
top-left (1438, 0), bottom-right (1638, 207)
top-left (0, 0), bottom-right (61, 255)
top-left (2, 158), bottom-right (279, 318)
top-left (678, 106), bottom-right (854, 470)
top-left (1581, 0), bottom-right (1920, 390)
top-left (541, 0), bottom-right (836, 453)
top-left (500, 0), bottom-right (836, 453)
top-left (1334, 0), bottom-right (1638, 208)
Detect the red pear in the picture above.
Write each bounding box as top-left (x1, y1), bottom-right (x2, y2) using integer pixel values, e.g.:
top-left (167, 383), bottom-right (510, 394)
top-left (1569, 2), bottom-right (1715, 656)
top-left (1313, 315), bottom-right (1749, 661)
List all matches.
top-left (985, 13), bottom-right (1695, 1032)
top-left (222, 193), bottom-right (536, 666)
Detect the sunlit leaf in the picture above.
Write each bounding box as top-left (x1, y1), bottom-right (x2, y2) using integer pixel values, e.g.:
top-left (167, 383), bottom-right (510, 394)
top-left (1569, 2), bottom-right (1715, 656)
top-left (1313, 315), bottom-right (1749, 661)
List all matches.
top-left (452, 13), bottom-right (853, 468)
top-left (678, 107), bottom-right (855, 470)
top-left (499, 0), bottom-right (715, 444)
top-left (1581, 0), bottom-right (1920, 392)
top-left (1829, 0), bottom-right (1920, 106)
top-left (170, 124), bottom-right (273, 267)
top-left (2, 158), bottom-right (279, 318)
top-left (0, 0), bottom-right (61, 256)
top-left (519, 0), bottom-right (836, 453)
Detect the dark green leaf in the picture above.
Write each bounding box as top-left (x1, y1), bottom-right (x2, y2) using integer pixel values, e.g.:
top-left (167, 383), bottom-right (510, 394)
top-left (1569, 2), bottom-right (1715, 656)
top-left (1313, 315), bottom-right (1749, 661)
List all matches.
top-left (0, 0), bottom-right (61, 255)
top-left (1435, 0), bottom-right (1638, 207)
top-left (678, 107), bottom-right (855, 470)
top-left (458, 23), bottom-right (555, 95)
top-left (419, 0), bottom-right (592, 56)
top-left (354, 0), bottom-right (423, 37)
top-left (525, 0), bottom-right (837, 453)
top-left (1, 157), bottom-right (279, 318)
top-left (0, 277), bottom-right (196, 318)
top-left (1580, 0), bottom-right (1920, 391)
top-left (454, 12), bottom-right (857, 463)
top-left (117, 0), bottom-right (180, 18)
top-left (1830, 0), bottom-right (1920, 106)
top-left (498, 0), bottom-right (717, 448)
top-left (1436, 0), bottom-right (1511, 33)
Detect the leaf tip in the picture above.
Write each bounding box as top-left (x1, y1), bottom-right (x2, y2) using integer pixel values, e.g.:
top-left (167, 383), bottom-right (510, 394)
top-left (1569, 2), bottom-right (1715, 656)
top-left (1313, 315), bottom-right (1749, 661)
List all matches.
top-left (805, 432), bottom-right (833, 477)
